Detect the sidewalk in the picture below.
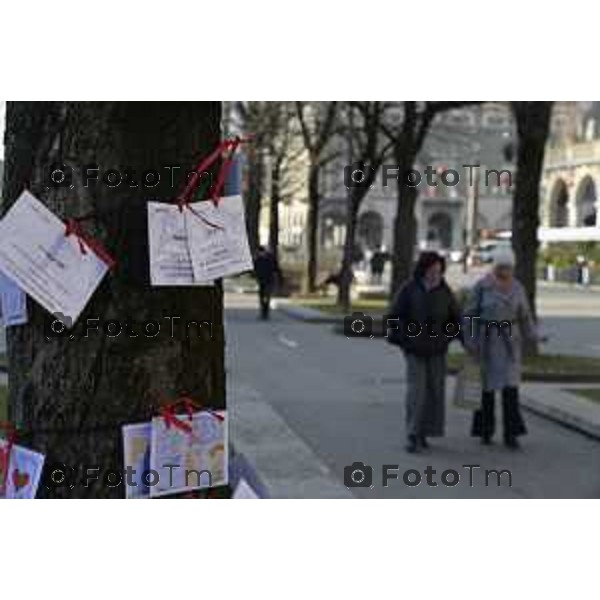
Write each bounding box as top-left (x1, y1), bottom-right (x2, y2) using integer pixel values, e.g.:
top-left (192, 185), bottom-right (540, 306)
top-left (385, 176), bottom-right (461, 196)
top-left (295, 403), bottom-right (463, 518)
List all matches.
top-left (521, 383), bottom-right (600, 440)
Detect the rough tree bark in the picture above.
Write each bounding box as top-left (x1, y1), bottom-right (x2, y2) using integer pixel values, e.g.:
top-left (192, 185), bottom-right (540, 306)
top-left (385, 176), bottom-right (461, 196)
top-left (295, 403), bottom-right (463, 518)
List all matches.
top-left (511, 101), bottom-right (554, 353)
top-left (2, 101), bottom-right (225, 498)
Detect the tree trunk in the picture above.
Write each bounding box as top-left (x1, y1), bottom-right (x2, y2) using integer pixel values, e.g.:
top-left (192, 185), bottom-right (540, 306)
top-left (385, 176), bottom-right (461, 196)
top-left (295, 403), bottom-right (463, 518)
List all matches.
top-left (390, 147), bottom-right (418, 296)
top-left (391, 186), bottom-right (417, 294)
top-left (303, 163), bottom-right (320, 294)
top-left (337, 191), bottom-right (359, 312)
top-left (511, 101), bottom-right (553, 354)
top-left (2, 101), bottom-right (225, 498)
top-left (268, 159), bottom-right (281, 264)
top-left (244, 145), bottom-right (263, 255)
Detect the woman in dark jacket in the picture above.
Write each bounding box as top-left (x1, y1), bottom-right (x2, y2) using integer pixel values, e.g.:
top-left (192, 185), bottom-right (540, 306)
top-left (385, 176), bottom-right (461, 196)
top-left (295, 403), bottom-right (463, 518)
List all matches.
top-left (388, 252), bottom-right (462, 453)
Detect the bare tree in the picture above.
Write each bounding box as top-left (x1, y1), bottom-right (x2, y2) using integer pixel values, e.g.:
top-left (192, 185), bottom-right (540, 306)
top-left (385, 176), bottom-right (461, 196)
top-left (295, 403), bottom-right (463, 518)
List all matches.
top-left (295, 102), bottom-right (339, 293)
top-left (511, 101), bottom-right (554, 351)
top-left (233, 102), bottom-right (269, 255)
top-left (2, 101), bottom-right (225, 498)
top-left (337, 102), bottom-right (390, 310)
top-left (263, 102), bottom-right (302, 264)
top-left (381, 101), bottom-right (479, 295)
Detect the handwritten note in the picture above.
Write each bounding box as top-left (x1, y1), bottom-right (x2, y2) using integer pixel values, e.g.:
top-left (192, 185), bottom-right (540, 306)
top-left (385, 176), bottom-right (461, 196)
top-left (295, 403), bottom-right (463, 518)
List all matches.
top-left (0, 190), bottom-right (110, 325)
top-left (187, 195), bottom-right (253, 281)
top-left (147, 202), bottom-right (213, 286)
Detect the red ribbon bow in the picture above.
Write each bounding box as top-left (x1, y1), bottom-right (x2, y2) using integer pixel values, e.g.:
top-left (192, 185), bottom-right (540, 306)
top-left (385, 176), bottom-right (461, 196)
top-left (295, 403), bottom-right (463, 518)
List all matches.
top-left (176, 136), bottom-right (251, 211)
top-left (159, 396), bottom-right (224, 437)
top-left (0, 421), bottom-right (17, 495)
top-left (64, 219), bottom-right (117, 270)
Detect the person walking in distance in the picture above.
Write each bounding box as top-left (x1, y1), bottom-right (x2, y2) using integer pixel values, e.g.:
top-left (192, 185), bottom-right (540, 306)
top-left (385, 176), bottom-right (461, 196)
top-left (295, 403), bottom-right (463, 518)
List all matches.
top-left (387, 252), bottom-right (463, 453)
top-left (253, 246), bottom-right (281, 320)
top-left (464, 248), bottom-right (543, 449)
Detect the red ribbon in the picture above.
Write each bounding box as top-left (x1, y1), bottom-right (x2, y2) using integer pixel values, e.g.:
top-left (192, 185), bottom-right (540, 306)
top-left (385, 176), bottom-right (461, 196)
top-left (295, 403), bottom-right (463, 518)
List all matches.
top-left (64, 219), bottom-right (117, 270)
top-left (159, 404), bottom-right (193, 435)
top-left (158, 396), bottom-right (225, 438)
top-left (0, 421), bottom-right (17, 496)
top-left (176, 136), bottom-right (251, 210)
top-left (208, 137), bottom-right (242, 205)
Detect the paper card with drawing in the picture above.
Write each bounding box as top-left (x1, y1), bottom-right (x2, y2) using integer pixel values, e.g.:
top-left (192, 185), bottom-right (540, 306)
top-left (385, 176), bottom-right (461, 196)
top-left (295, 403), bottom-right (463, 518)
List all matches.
top-left (186, 195), bottom-right (253, 281)
top-left (0, 190), bottom-right (110, 325)
top-left (149, 410), bottom-right (228, 497)
top-left (0, 270), bottom-right (28, 327)
top-left (122, 422), bottom-right (152, 499)
top-left (147, 202), bottom-right (213, 286)
top-left (1, 443), bottom-right (45, 500)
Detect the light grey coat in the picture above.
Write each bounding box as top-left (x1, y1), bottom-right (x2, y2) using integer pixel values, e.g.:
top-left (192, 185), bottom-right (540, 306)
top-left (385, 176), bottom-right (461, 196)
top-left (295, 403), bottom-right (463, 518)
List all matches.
top-left (463, 275), bottom-right (537, 391)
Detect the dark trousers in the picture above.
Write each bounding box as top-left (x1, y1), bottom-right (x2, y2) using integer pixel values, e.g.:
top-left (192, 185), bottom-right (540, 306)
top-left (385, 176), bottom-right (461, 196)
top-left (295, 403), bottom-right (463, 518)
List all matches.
top-left (258, 282), bottom-right (273, 319)
top-left (480, 387), bottom-right (527, 442)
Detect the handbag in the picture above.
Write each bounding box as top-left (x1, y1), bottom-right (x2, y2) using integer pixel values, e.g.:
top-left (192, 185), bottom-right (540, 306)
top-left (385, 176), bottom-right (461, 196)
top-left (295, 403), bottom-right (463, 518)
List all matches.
top-left (452, 356), bottom-right (482, 411)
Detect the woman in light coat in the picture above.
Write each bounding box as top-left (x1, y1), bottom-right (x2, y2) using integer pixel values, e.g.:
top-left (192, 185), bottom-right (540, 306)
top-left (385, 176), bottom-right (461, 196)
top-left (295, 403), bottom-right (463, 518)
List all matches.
top-left (463, 248), bottom-right (541, 449)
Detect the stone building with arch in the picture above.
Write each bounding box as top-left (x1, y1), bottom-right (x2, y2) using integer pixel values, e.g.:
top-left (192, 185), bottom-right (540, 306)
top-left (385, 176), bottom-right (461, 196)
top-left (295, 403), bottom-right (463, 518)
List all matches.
top-left (542, 145), bottom-right (600, 229)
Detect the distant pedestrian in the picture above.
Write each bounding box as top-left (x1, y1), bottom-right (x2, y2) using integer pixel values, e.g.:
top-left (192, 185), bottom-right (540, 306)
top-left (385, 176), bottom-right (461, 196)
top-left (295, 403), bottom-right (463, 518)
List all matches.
top-left (253, 246), bottom-right (281, 320)
top-left (370, 247), bottom-right (387, 284)
top-left (576, 255), bottom-right (589, 286)
top-left (387, 251), bottom-right (463, 453)
top-left (463, 248), bottom-right (541, 449)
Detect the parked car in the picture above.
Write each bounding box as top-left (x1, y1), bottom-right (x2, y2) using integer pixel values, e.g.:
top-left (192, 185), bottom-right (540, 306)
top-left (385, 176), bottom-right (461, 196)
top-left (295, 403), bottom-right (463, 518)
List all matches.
top-left (473, 240), bottom-right (512, 264)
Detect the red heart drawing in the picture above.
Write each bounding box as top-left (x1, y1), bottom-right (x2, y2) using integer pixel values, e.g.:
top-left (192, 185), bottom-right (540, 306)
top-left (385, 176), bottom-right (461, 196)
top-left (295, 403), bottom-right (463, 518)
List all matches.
top-left (12, 469), bottom-right (30, 491)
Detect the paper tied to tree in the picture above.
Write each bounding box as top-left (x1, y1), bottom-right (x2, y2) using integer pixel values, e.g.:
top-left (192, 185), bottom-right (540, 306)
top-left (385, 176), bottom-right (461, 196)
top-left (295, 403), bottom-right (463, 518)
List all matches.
top-left (122, 409), bottom-right (228, 498)
top-left (187, 195), bottom-right (253, 281)
top-left (0, 190), bottom-right (111, 326)
top-left (0, 439), bottom-right (45, 500)
top-left (147, 202), bottom-right (214, 286)
top-left (148, 195), bottom-right (252, 285)
top-left (0, 269), bottom-right (28, 327)
top-left (122, 422), bottom-right (152, 499)
top-left (150, 409), bottom-right (228, 497)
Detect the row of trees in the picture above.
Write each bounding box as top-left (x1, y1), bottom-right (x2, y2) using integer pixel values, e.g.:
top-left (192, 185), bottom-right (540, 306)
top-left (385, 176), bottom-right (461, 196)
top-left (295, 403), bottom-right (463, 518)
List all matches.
top-left (231, 101), bottom-right (554, 321)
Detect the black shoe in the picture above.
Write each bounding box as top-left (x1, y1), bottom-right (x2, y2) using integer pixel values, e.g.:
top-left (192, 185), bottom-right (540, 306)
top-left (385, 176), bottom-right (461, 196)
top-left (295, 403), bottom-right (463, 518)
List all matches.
top-left (504, 436), bottom-right (520, 450)
top-left (481, 435), bottom-right (492, 446)
top-left (419, 435), bottom-right (429, 449)
top-left (406, 435), bottom-right (418, 453)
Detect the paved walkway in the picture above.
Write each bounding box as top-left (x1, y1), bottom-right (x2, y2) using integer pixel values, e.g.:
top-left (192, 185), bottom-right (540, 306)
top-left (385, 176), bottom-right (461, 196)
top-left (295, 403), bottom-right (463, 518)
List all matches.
top-left (225, 293), bottom-right (600, 498)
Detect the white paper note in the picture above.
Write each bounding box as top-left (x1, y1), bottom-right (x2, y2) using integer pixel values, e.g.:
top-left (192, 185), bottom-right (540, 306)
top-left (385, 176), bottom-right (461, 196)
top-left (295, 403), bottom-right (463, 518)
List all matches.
top-left (0, 270), bottom-right (28, 327)
top-left (147, 202), bottom-right (213, 286)
top-left (1, 443), bottom-right (45, 500)
top-left (232, 478), bottom-right (260, 499)
top-left (187, 195), bottom-right (253, 281)
top-left (122, 422), bottom-right (152, 499)
top-left (150, 410), bottom-right (228, 497)
top-left (0, 190), bottom-right (110, 325)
